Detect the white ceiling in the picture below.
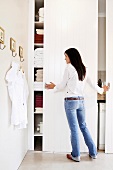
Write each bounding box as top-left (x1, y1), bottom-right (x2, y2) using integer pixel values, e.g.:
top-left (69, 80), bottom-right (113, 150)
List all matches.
top-left (98, 0), bottom-right (106, 14)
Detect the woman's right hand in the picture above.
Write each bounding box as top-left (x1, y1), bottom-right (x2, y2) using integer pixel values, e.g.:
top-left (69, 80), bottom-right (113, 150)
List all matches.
top-left (45, 82), bottom-right (56, 89)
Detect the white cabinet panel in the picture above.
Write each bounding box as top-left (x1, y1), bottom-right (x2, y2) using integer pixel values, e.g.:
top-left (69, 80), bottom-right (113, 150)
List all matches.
top-left (105, 0), bottom-right (113, 153)
top-left (43, 0), bottom-right (98, 152)
top-left (99, 103), bottom-right (106, 150)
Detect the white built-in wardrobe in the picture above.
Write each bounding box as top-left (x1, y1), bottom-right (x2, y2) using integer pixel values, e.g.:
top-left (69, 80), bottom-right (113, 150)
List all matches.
top-left (28, 0), bottom-right (113, 153)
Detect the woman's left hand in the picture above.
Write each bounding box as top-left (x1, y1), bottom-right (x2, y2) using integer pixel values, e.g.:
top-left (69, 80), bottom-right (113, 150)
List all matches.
top-left (103, 85), bottom-right (110, 92)
top-left (45, 82), bottom-right (56, 89)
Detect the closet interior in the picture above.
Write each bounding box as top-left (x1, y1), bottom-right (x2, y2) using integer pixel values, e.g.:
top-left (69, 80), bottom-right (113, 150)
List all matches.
top-left (97, 0), bottom-right (106, 151)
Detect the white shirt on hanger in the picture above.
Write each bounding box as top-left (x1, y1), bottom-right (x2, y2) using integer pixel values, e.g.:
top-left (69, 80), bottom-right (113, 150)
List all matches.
top-left (5, 61), bottom-right (29, 129)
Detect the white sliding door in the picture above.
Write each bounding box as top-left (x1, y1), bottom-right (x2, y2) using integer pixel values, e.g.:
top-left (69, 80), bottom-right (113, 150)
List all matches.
top-left (43, 0), bottom-right (98, 152)
top-left (105, 0), bottom-right (113, 153)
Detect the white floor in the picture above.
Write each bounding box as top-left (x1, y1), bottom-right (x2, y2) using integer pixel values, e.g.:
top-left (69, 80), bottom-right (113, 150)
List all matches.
top-left (18, 151), bottom-right (113, 170)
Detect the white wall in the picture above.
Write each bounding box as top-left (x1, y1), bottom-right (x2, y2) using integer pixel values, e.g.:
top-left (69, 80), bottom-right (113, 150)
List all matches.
top-left (0, 0), bottom-right (29, 169)
top-left (43, 0), bottom-right (98, 152)
top-left (27, 0), bottom-right (34, 150)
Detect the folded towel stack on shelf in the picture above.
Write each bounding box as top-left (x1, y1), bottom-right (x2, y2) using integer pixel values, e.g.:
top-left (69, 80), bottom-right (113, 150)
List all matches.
top-left (35, 7), bottom-right (44, 22)
top-left (35, 107), bottom-right (43, 113)
top-left (34, 48), bottom-right (43, 68)
top-left (39, 7), bottom-right (44, 22)
top-left (35, 94), bottom-right (43, 108)
top-left (35, 69), bottom-right (43, 82)
top-left (36, 29), bottom-right (44, 34)
top-left (35, 28), bottom-right (44, 44)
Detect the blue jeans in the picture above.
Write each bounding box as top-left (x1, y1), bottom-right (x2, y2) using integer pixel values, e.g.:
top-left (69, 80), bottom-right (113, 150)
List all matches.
top-left (64, 98), bottom-right (97, 159)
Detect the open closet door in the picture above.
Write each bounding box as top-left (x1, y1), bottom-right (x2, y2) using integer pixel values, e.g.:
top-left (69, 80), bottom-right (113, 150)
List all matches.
top-left (43, 0), bottom-right (98, 152)
top-left (105, 0), bottom-right (113, 153)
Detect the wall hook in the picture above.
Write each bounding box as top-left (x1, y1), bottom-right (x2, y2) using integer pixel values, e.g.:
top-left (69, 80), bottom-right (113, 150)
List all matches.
top-left (0, 26), bottom-right (6, 50)
top-left (0, 43), bottom-right (6, 50)
top-left (19, 46), bottom-right (24, 62)
top-left (10, 37), bottom-right (17, 57)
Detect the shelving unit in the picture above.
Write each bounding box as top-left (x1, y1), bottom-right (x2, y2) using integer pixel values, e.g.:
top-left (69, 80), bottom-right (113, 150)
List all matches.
top-left (34, 0), bottom-right (44, 151)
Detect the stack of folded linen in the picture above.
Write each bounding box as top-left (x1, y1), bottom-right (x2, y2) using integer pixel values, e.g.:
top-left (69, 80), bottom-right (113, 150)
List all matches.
top-left (35, 7), bottom-right (44, 21)
top-left (36, 29), bottom-right (44, 34)
top-left (34, 48), bottom-right (43, 68)
top-left (39, 7), bottom-right (44, 22)
top-left (35, 29), bottom-right (44, 43)
top-left (35, 94), bottom-right (43, 108)
top-left (35, 107), bottom-right (43, 113)
top-left (35, 69), bottom-right (43, 82)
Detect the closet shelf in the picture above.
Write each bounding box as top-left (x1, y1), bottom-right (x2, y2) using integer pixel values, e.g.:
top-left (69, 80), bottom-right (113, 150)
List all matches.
top-left (34, 43), bottom-right (44, 47)
top-left (34, 132), bottom-right (43, 136)
top-left (34, 82), bottom-right (43, 91)
top-left (34, 107), bottom-right (43, 114)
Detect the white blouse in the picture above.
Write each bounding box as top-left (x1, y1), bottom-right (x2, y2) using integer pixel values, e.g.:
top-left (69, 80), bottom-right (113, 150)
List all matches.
top-left (6, 62), bottom-right (29, 129)
top-left (54, 63), bottom-right (103, 97)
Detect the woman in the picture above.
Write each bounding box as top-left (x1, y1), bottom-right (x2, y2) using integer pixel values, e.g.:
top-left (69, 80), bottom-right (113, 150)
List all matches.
top-left (45, 48), bottom-right (109, 162)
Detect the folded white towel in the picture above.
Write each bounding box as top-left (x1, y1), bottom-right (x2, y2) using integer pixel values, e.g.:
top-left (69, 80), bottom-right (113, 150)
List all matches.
top-left (36, 29), bottom-right (44, 35)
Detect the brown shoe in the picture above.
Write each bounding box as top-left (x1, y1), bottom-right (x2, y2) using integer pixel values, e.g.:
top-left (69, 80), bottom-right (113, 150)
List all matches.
top-left (67, 154), bottom-right (73, 160)
top-left (66, 154), bottom-right (80, 162)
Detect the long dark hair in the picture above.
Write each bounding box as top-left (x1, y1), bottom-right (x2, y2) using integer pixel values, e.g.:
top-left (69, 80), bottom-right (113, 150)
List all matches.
top-left (65, 48), bottom-right (86, 81)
